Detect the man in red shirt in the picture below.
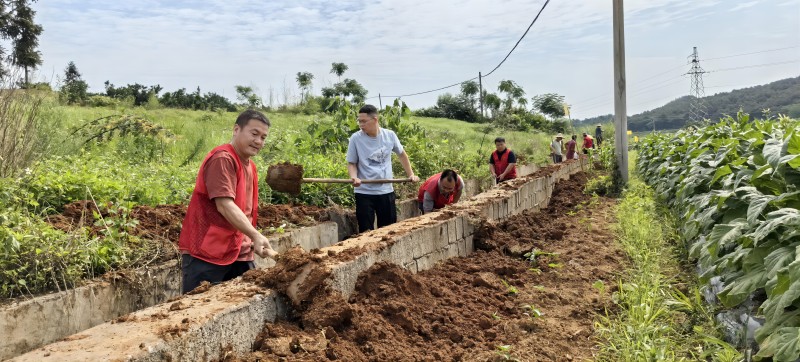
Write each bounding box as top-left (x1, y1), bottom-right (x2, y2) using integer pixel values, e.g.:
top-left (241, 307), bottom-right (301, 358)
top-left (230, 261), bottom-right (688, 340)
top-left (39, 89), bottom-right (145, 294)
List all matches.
top-left (582, 133), bottom-right (594, 155)
top-left (417, 169), bottom-right (464, 214)
top-left (489, 137), bottom-right (517, 184)
top-left (178, 110), bottom-right (278, 293)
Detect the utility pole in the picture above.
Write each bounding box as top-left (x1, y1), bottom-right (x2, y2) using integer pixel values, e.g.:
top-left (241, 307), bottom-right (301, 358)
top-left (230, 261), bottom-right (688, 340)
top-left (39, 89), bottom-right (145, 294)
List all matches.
top-left (613, 0), bottom-right (629, 183)
top-left (378, 93), bottom-right (382, 109)
top-left (478, 72), bottom-right (484, 118)
top-left (687, 46), bottom-right (708, 124)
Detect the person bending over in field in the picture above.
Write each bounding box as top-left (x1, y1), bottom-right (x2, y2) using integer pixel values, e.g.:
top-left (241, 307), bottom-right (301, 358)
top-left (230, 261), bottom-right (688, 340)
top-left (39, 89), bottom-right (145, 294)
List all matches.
top-left (178, 109), bottom-right (278, 294)
top-left (489, 137), bottom-right (517, 184)
top-left (347, 104), bottom-right (419, 233)
top-left (417, 169), bottom-right (464, 214)
top-left (582, 133), bottom-right (594, 155)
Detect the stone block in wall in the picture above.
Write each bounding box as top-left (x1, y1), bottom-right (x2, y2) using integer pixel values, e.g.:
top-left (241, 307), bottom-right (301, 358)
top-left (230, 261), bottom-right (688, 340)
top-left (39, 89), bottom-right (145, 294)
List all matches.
top-left (408, 223), bottom-right (447, 259)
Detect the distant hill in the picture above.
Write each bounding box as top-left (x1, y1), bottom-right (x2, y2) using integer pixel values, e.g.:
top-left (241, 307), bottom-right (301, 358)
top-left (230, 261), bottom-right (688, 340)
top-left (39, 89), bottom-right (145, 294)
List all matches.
top-left (576, 76), bottom-right (800, 131)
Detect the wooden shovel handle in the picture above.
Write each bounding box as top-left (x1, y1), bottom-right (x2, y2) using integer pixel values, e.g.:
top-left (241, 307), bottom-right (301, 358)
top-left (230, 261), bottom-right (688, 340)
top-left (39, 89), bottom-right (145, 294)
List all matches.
top-left (302, 178), bottom-right (414, 184)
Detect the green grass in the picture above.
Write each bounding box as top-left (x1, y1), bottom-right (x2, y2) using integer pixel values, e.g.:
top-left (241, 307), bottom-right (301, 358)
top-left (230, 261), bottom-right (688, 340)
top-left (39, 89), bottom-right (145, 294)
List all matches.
top-left (593, 166), bottom-right (741, 361)
top-left (45, 104), bottom-right (555, 166)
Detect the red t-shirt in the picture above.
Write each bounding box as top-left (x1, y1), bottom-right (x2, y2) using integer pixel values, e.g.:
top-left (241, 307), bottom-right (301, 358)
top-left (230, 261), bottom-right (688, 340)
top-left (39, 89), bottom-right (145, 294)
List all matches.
top-left (583, 136), bottom-right (594, 149)
top-left (203, 152), bottom-right (254, 261)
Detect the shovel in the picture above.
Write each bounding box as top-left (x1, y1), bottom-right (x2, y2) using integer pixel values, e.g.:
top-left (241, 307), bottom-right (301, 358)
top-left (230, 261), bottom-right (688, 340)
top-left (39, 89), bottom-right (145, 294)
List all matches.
top-left (266, 163), bottom-right (413, 195)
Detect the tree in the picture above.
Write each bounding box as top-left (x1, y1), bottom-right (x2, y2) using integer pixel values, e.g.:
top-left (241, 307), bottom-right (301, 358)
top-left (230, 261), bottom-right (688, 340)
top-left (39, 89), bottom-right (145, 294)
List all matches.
top-left (6, 0), bottom-right (42, 84)
top-left (532, 93), bottom-right (566, 119)
top-left (320, 78), bottom-right (367, 104)
top-left (330, 62), bottom-right (348, 81)
top-left (60, 61), bottom-right (88, 105)
top-left (497, 80), bottom-right (524, 112)
top-left (235, 85), bottom-right (262, 108)
top-left (460, 80), bottom-right (479, 109)
top-left (296, 71), bottom-right (314, 103)
top-left (104, 81), bottom-right (163, 106)
top-left (484, 93), bottom-right (502, 118)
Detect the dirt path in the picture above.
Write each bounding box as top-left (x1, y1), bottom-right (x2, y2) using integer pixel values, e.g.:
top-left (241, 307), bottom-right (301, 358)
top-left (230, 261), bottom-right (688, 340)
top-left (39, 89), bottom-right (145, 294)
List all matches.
top-left (235, 172), bottom-right (627, 362)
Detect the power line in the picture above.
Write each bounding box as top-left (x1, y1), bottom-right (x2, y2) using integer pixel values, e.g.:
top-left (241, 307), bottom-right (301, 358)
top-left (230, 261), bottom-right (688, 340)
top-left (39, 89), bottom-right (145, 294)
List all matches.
top-left (377, 0), bottom-right (551, 99)
top-left (571, 64), bottom-right (685, 106)
top-left (381, 77), bottom-right (478, 98)
top-left (572, 46), bottom-right (800, 109)
top-left (576, 75), bottom-right (684, 110)
top-left (482, 0), bottom-right (551, 77)
top-left (704, 45), bottom-right (800, 61)
top-left (707, 59), bottom-right (800, 73)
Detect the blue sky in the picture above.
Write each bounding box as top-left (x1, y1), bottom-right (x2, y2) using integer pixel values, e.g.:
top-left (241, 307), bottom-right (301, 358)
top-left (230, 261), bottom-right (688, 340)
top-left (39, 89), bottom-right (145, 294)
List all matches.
top-left (32, 0), bottom-right (800, 119)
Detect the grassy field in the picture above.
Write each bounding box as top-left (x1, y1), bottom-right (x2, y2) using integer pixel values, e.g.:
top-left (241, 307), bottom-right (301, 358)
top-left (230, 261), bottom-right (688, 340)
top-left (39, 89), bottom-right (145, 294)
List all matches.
top-left (43, 104), bottom-right (555, 166)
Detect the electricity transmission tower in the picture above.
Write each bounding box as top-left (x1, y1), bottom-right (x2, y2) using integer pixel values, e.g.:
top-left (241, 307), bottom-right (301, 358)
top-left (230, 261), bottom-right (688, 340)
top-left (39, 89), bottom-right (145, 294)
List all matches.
top-left (687, 46), bottom-right (708, 124)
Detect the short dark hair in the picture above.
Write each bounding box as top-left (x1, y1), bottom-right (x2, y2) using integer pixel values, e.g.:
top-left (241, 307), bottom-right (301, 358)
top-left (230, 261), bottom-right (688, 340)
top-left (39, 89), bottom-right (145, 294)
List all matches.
top-left (572, 135), bottom-right (577, 140)
top-left (582, 132), bottom-right (588, 136)
top-left (359, 104), bottom-right (379, 117)
top-left (494, 137), bottom-right (505, 143)
top-left (441, 169), bottom-right (458, 182)
top-left (236, 109), bottom-right (270, 128)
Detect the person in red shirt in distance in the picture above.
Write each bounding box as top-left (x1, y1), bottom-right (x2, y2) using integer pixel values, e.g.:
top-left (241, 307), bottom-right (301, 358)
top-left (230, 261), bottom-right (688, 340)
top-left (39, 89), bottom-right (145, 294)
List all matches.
top-left (489, 137), bottom-right (517, 184)
top-left (582, 133), bottom-right (594, 155)
top-left (178, 110), bottom-right (278, 294)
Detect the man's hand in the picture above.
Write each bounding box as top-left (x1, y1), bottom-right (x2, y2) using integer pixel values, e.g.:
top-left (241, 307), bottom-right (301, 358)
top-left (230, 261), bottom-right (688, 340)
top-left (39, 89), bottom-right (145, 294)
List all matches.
top-left (409, 175), bottom-right (420, 182)
top-left (252, 234), bottom-right (278, 259)
top-left (498, 174), bottom-right (506, 181)
top-left (351, 177), bottom-right (362, 187)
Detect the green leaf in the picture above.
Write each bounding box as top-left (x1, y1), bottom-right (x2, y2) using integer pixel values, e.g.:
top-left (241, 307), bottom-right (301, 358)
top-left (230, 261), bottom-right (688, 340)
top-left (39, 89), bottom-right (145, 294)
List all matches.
top-left (718, 265), bottom-right (766, 307)
top-left (707, 219), bottom-right (747, 251)
top-left (786, 130), bottom-right (800, 155)
top-left (745, 192), bottom-right (776, 224)
top-left (711, 165), bottom-right (732, 185)
top-left (755, 327), bottom-right (800, 362)
top-left (764, 138), bottom-right (784, 170)
top-left (753, 208), bottom-right (800, 246)
top-left (762, 259), bottom-right (800, 322)
top-left (764, 244), bottom-right (800, 280)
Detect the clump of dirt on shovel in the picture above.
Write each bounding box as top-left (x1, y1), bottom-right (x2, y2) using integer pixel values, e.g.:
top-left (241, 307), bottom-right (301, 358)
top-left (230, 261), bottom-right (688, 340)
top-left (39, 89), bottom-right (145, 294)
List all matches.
top-left (266, 162), bottom-right (304, 195)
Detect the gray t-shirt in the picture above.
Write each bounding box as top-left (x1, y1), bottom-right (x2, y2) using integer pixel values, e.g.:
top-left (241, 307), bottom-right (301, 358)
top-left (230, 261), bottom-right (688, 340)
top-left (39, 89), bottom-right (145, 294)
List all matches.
top-left (346, 128), bottom-right (404, 195)
top-left (551, 140), bottom-right (563, 156)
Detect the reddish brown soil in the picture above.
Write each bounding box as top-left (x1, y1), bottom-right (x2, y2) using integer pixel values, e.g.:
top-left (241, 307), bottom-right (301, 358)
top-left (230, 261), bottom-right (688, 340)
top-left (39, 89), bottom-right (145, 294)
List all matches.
top-left (234, 170), bottom-right (627, 362)
top-left (46, 202), bottom-right (330, 244)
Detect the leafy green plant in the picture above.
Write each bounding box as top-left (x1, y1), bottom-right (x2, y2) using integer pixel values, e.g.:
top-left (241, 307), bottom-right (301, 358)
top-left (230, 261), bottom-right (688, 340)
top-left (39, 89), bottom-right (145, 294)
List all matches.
top-left (495, 345), bottom-right (519, 361)
top-left (500, 279), bottom-right (518, 295)
top-left (521, 304), bottom-right (543, 320)
top-left (637, 112), bottom-right (799, 361)
top-left (592, 280), bottom-right (607, 295)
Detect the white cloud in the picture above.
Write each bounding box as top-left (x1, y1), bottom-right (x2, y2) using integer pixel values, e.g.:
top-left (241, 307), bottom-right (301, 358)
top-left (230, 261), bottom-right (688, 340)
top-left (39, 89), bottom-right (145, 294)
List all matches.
top-left (729, 1), bottom-right (761, 11)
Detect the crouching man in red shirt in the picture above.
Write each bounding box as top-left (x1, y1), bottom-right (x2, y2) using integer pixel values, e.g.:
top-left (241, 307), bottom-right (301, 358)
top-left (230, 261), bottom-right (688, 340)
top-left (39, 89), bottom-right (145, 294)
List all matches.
top-left (178, 110), bottom-right (278, 293)
top-left (417, 169), bottom-right (464, 214)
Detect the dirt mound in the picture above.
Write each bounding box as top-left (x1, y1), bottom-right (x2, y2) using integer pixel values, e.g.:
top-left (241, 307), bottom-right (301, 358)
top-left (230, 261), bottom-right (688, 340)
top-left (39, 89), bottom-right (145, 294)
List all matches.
top-left (46, 202), bottom-right (330, 244)
top-left (256, 204), bottom-right (329, 230)
top-left (235, 170), bottom-right (627, 361)
top-left (242, 247), bottom-right (330, 308)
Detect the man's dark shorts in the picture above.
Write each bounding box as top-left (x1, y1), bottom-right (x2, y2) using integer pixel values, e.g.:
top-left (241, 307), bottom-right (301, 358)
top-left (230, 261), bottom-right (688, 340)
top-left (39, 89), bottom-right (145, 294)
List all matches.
top-left (355, 192), bottom-right (397, 233)
top-left (181, 254), bottom-right (255, 294)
